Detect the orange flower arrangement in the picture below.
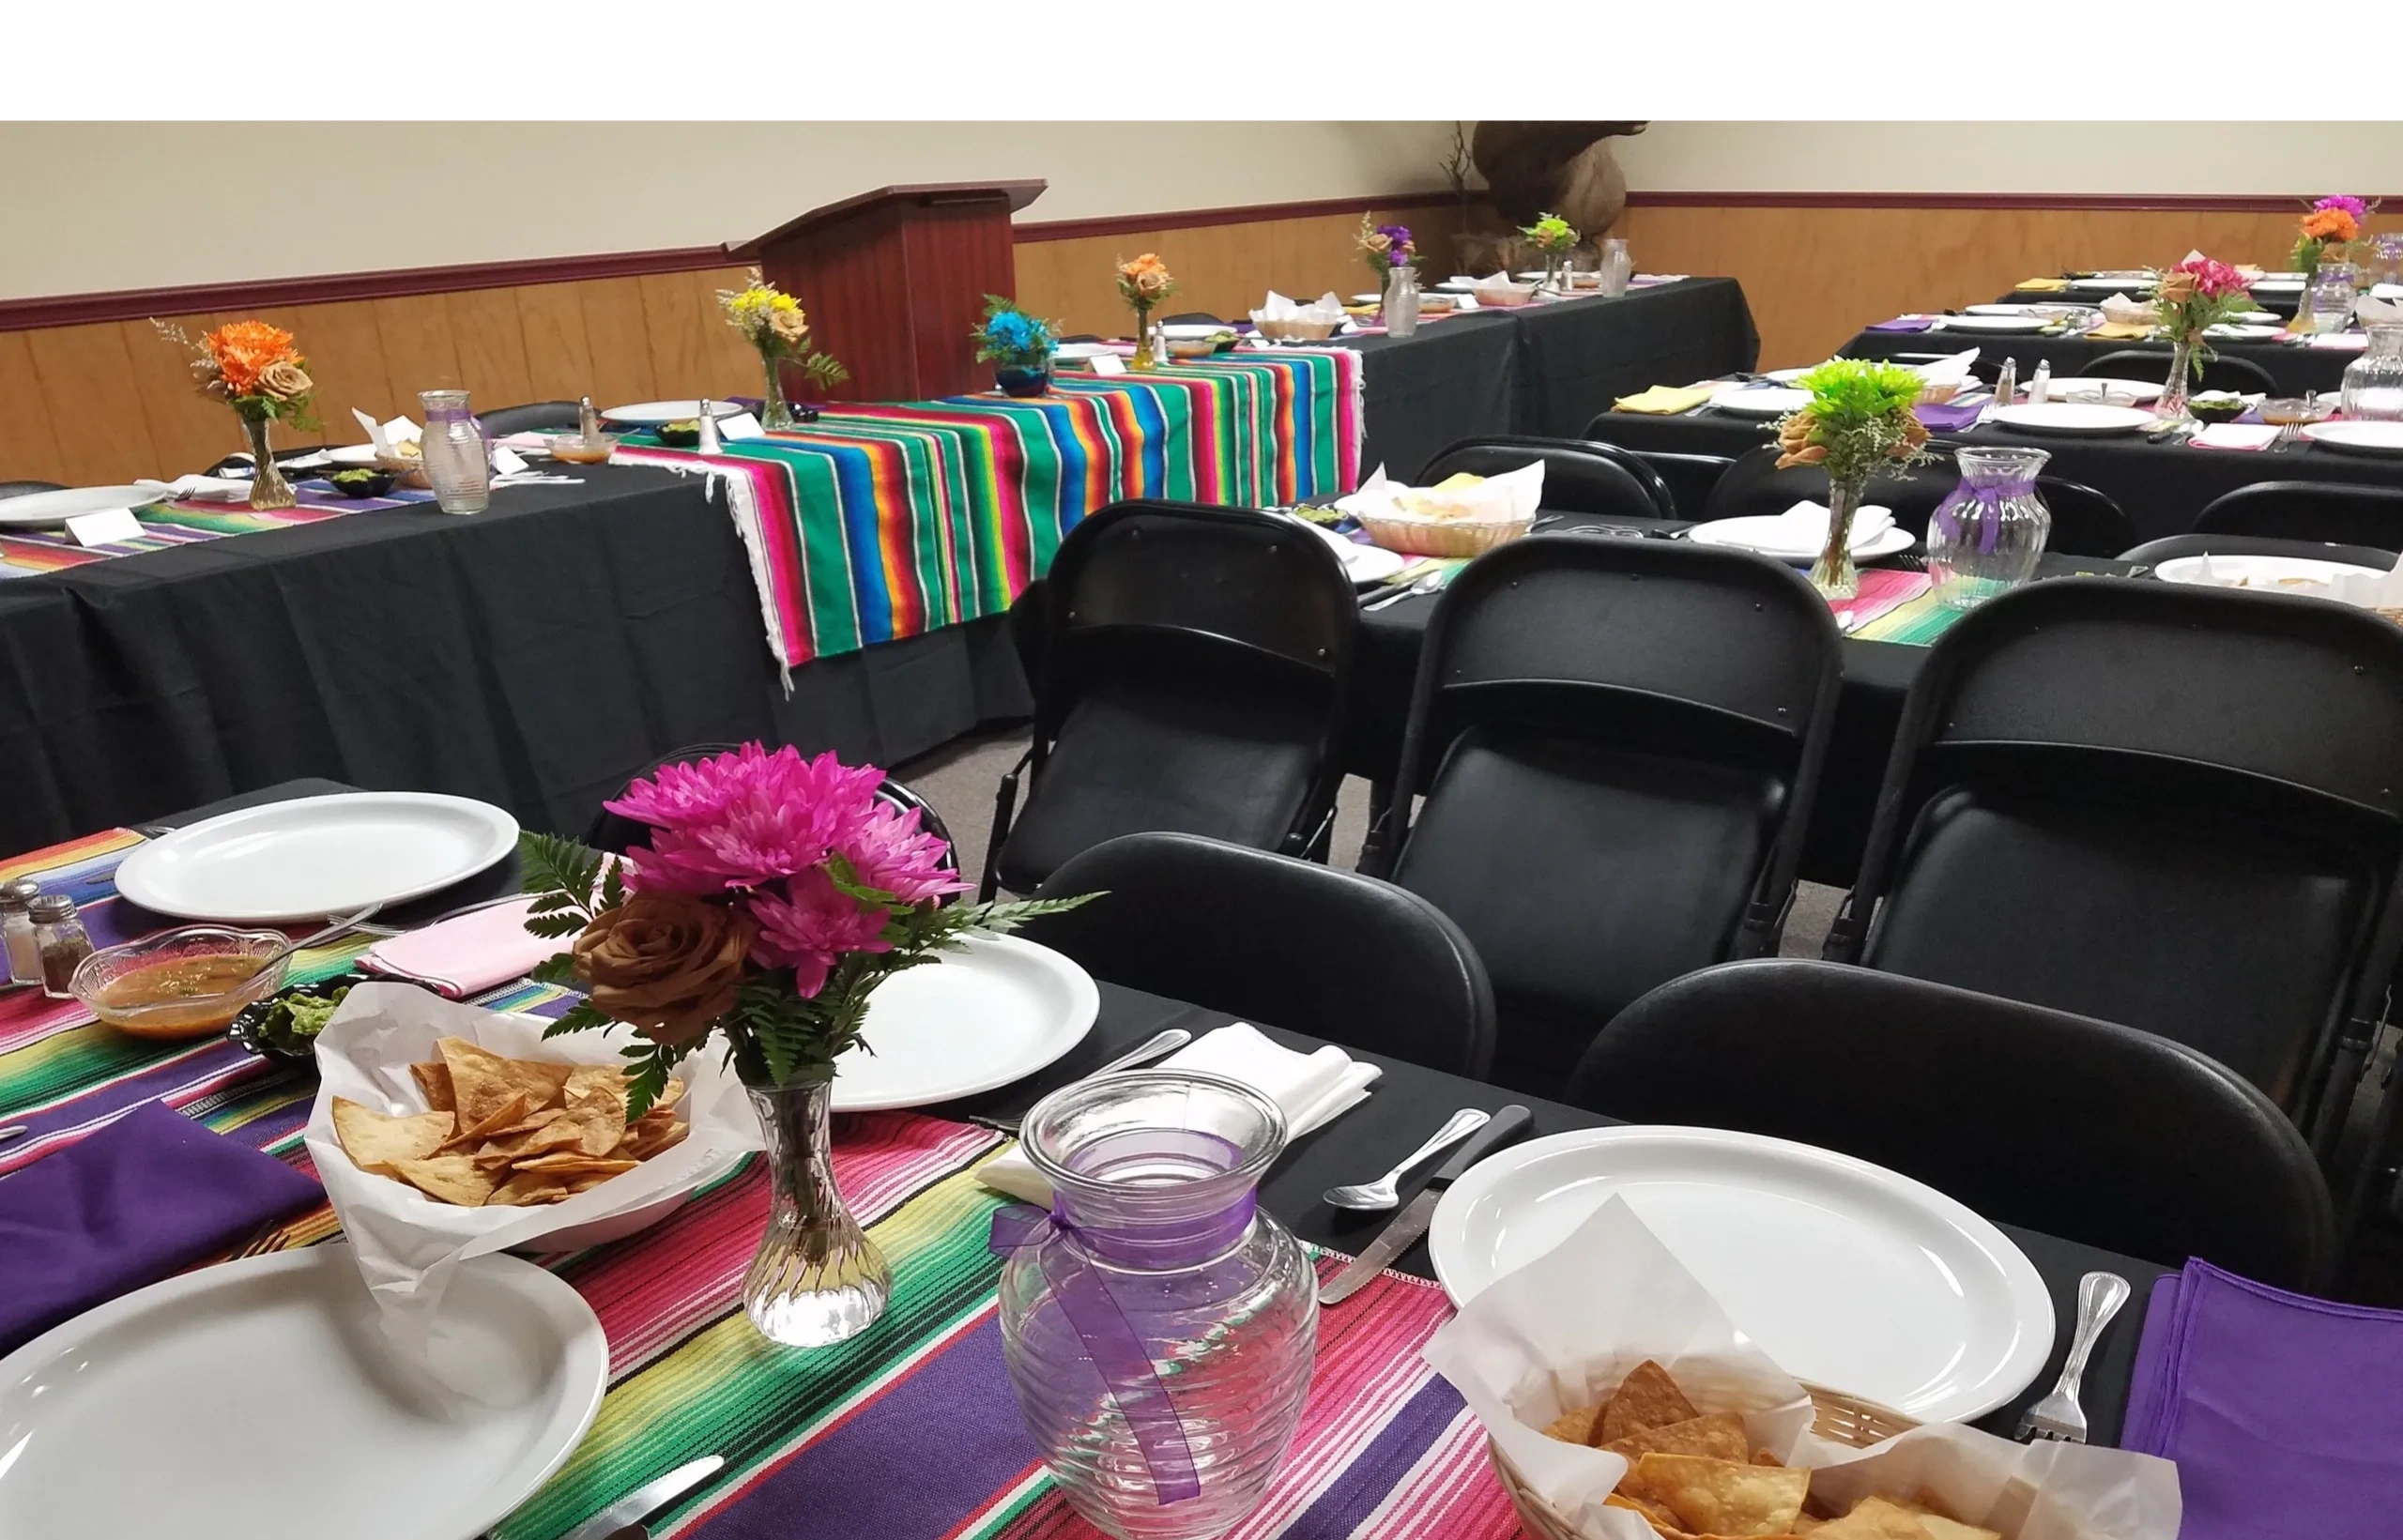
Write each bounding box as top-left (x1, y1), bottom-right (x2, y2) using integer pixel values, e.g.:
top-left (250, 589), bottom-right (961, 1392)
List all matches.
top-left (152, 316), bottom-right (316, 426)
top-left (203, 321), bottom-right (299, 396)
top-left (2303, 206), bottom-right (2361, 244)
top-left (1115, 253), bottom-right (1177, 309)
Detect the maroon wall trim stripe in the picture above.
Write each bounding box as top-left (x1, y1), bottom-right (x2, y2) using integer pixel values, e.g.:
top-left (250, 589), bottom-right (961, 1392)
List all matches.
top-left (1622, 191), bottom-right (2396, 213)
top-left (1011, 191), bottom-right (1463, 242)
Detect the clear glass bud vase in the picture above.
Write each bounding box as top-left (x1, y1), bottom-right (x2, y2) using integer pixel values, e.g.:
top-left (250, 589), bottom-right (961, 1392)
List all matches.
top-left (742, 1079), bottom-right (891, 1347)
top-left (2157, 339), bottom-right (2195, 421)
top-left (1129, 306), bottom-right (1158, 372)
top-left (242, 414), bottom-right (296, 511)
top-left (1809, 478), bottom-right (1866, 600)
top-left (1382, 264), bottom-right (1421, 338)
top-left (760, 351), bottom-right (797, 430)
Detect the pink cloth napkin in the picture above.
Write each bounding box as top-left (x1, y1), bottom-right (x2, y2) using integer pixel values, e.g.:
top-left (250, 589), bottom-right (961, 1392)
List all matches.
top-left (360, 896), bottom-right (558, 998)
top-left (2190, 424), bottom-right (2280, 451)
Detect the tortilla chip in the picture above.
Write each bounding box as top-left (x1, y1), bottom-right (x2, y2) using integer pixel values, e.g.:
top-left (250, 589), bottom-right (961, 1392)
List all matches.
top-left (1601, 1360), bottom-right (1703, 1443)
top-left (564, 1063), bottom-right (627, 1104)
top-left (1810, 1498), bottom-right (1935, 1540)
top-left (437, 1037), bottom-right (527, 1127)
top-left (331, 1097), bottom-right (455, 1175)
top-left (513, 1151), bottom-right (641, 1175)
top-left (408, 1060), bottom-right (454, 1112)
top-left (1622, 1454), bottom-right (1809, 1539)
top-left (505, 1057), bottom-right (574, 1110)
top-left (648, 1075), bottom-right (685, 1112)
top-left (1607, 1411), bottom-right (1751, 1463)
top-left (436, 1091), bottom-right (529, 1152)
top-left (487, 1169), bottom-right (577, 1206)
top-left (392, 1153), bottom-right (497, 1207)
top-left (621, 1109), bottom-right (688, 1159)
top-left (1605, 1491), bottom-right (1689, 1539)
top-left (1793, 1521), bottom-right (1822, 1536)
top-left (1753, 1451), bottom-right (1784, 1467)
top-left (1542, 1405), bottom-right (1598, 1443)
top-left (555, 1102), bottom-right (625, 1157)
top-left (1910, 1517), bottom-right (1997, 1540)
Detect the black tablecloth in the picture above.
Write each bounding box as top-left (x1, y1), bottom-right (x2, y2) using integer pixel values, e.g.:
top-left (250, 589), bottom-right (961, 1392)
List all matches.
top-left (0, 467), bottom-right (1031, 856)
top-left (1999, 283), bottom-right (2304, 317)
top-left (1346, 279), bottom-right (1760, 479)
top-left (1584, 404), bottom-right (2403, 544)
top-left (957, 979), bottom-right (2169, 1446)
top-left (1844, 326), bottom-right (2353, 397)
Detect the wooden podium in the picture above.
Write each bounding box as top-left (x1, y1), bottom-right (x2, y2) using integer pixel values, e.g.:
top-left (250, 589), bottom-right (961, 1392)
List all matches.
top-left (727, 180), bottom-right (1047, 404)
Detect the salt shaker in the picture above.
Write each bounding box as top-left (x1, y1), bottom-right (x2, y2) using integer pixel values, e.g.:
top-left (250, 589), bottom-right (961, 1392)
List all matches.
top-left (696, 400), bottom-right (723, 454)
top-left (31, 892), bottom-right (93, 999)
top-left (578, 395), bottom-right (602, 443)
top-left (1151, 320), bottom-right (1171, 370)
top-left (2028, 359), bottom-right (2052, 404)
top-left (1993, 358), bottom-right (2018, 412)
top-left (0, 878), bottom-right (41, 986)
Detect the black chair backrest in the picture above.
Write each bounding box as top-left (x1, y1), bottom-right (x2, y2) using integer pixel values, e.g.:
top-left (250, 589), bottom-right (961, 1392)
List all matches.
top-left (1697, 444), bottom-right (1959, 538)
top-left (1378, 534), bottom-right (1843, 1090)
top-left (1833, 577), bottom-right (2403, 1128)
top-left (2120, 532), bottom-right (2398, 571)
top-left (2194, 481), bottom-right (2403, 554)
top-left (1618, 448), bottom-right (1735, 519)
top-left (1567, 959), bottom-right (2334, 1288)
top-left (1019, 831), bottom-right (1495, 1077)
top-left (2085, 348), bottom-right (2278, 396)
top-left (1419, 435), bottom-right (1676, 521)
top-left (585, 742), bottom-right (958, 892)
top-left (477, 401), bottom-right (584, 435)
top-left (2033, 475), bottom-right (2135, 558)
top-left (1160, 312), bottom-right (1226, 327)
top-left (989, 500), bottom-right (1358, 895)
top-left (0, 480), bottom-right (67, 499)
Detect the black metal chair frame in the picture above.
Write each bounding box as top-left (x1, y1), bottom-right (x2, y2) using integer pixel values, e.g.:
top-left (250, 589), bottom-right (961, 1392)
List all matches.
top-left (2194, 480), bottom-right (2403, 554)
top-left (2120, 533), bottom-right (2398, 571)
top-left (1417, 435), bottom-right (1679, 520)
top-left (2085, 347), bottom-right (2278, 396)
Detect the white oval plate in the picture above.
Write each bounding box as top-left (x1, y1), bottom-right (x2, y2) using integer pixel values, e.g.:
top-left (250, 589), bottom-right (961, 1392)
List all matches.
top-left (0, 485), bottom-right (166, 528)
top-left (600, 400), bottom-right (748, 426)
top-left (1963, 304), bottom-right (2049, 317)
top-left (1707, 386), bottom-right (1812, 419)
top-left (1687, 516), bottom-right (1913, 563)
top-left (1990, 403), bottom-right (2154, 436)
top-left (2232, 310), bottom-right (2280, 324)
top-left (2205, 324), bottom-right (2287, 341)
top-left (1763, 366), bottom-right (1823, 384)
top-left (2303, 420), bottom-right (2403, 455)
top-left (2155, 553), bottom-right (2384, 592)
top-left (1938, 313), bottom-right (2050, 332)
top-left (325, 444), bottom-right (396, 466)
top-left (1304, 521), bottom-right (1408, 584)
top-left (1158, 323), bottom-right (1233, 341)
top-left (1429, 1125), bottom-right (2055, 1423)
top-left (1051, 343), bottom-right (1118, 363)
top-left (834, 932), bottom-right (1098, 1111)
top-left (114, 792), bottom-right (519, 922)
top-left (2045, 377), bottom-right (2162, 404)
top-left (0, 1244), bottom-right (605, 1540)
top-left (2250, 279), bottom-right (2305, 294)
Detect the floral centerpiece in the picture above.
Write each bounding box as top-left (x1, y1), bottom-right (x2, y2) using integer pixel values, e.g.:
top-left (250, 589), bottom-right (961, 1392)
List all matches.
top-left (717, 270), bottom-right (849, 430)
top-left (520, 742), bottom-right (1091, 1345)
top-left (1521, 212), bottom-right (1580, 289)
top-left (2151, 253), bottom-right (2256, 417)
top-left (151, 319), bottom-right (317, 511)
top-left (1357, 215), bottom-right (1417, 286)
top-left (2293, 196), bottom-right (2369, 279)
top-left (1775, 359), bottom-right (1932, 599)
top-left (1116, 253), bottom-right (1177, 371)
top-left (972, 296), bottom-right (1060, 399)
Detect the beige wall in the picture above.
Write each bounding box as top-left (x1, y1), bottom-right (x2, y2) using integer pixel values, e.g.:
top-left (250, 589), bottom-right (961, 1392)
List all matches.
top-left (1615, 122), bottom-right (2403, 194)
top-left (0, 121), bottom-right (1461, 301)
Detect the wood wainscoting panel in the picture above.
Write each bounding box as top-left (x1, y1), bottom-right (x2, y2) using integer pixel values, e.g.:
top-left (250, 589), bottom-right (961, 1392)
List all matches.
top-left (0, 331), bottom-right (69, 485)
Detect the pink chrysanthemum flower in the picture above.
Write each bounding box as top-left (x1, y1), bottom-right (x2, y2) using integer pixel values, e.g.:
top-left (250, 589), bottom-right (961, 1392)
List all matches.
top-left (750, 868), bottom-right (893, 996)
top-left (838, 803), bottom-right (967, 906)
top-left (614, 745), bottom-right (885, 893)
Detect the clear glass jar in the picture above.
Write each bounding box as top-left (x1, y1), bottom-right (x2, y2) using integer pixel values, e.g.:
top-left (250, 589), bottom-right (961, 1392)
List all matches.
top-left (741, 1078), bottom-right (891, 1346)
top-left (995, 1071), bottom-right (1317, 1540)
top-left (2340, 326), bottom-right (2403, 421)
top-left (30, 892), bottom-right (93, 999)
top-left (2375, 233), bottom-right (2403, 288)
top-left (1383, 264), bottom-right (1420, 338)
top-left (0, 878), bottom-right (42, 986)
top-left (418, 389), bottom-right (491, 514)
top-left (1928, 446), bottom-right (2053, 609)
top-left (2308, 267), bottom-right (2359, 334)
top-left (1599, 236), bottom-right (1632, 297)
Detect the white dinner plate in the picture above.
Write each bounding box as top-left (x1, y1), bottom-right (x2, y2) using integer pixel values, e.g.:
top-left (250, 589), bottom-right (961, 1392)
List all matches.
top-left (1762, 366), bottom-right (1822, 384)
top-left (0, 485), bottom-right (167, 528)
top-left (2043, 377), bottom-right (2162, 404)
top-left (833, 932), bottom-right (1098, 1111)
top-left (0, 1244), bottom-right (605, 1540)
top-left (114, 791), bottom-right (520, 922)
top-left (1707, 386), bottom-right (1812, 419)
top-left (2154, 553), bottom-right (2385, 592)
top-left (1989, 403), bottom-right (2154, 437)
top-left (1158, 323), bottom-right (1233, 341)
top-left (2205, 324), bottom-right (2286, 341)
top-left (2250, 279), bottom-right (2305, 294)
top-left (2303, 420), bottom-right (2403, 456)
top-left (1937, 313), bottom-right (2050, 332)
top-left (1051, 343), bottom-right (1118, 363)
top-left (599, 400), bottom-right (748, 426)
top-left (1962, 304), bottom-right (2046, 317)
top-left (1686, 516), bottom-right (1913, 563)
top-left (1428, 1125), bottom-right (2055, 1423)
top-left (1302, 520), bottom-right (1409, 584)
top-left (2069, 276), bottom-right (2156, 292)
top-left (2232, 310), bottom-right (2281, 324)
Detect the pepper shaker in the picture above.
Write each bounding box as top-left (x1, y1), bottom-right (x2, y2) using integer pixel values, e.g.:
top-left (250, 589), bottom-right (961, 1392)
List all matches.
top-left (30, 892), bottom-right (93, 1000)
top-left (0, 878), bottom-right (40, 986)
top-left (696, 399), bottom-right (723, 454)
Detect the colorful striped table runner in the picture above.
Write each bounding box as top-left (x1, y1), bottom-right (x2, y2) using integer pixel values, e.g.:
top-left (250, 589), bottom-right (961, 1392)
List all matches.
top-left (619, 348), bottom-right (1364, 670)
top-left (0, 826), bottom-right (1514, 1540)
top-left (0, 491), bottom-right (425, 579)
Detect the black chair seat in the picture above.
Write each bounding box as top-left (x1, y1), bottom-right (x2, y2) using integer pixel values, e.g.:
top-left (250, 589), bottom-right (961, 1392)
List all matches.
top-left (1864, 785), bottom-right (2374, 1107)
top-left (1567, 959), bottom-right (2334, 1288)
top-left (1020, 831), bottom-right (1495, 1076)
top-left (2033, 476), bottom-right (2134, 558)
top-left (2120, 533), bottom-right (2397, 571)
top-left (0, 480), bottom-right (67, 499)
top-left (1616, 449), bottom-right (1733, 518)
top-left (2194, 481), bottom-right (2403, 554)
top-left (1698, 445), bottom-right (1957, 537)
top-left (477, 401), bottom-right (584, 435)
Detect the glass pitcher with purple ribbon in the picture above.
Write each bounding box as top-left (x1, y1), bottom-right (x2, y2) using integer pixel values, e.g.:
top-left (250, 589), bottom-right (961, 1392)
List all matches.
top-left (993, 1070), bottom-right (1317, 1539)
top-left (1927, 446), bottom-right (2053, 610)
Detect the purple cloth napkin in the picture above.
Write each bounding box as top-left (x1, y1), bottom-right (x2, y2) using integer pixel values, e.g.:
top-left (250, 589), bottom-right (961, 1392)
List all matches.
top-left (1915, 399), bottom-right (1986, 433)
top-left (2123, 1258), bottom-right (2403, 1539)
top-left (1865, 315), bottom-right (1937, 332)
top-left (0, 1101), bottom-right (323, 1355)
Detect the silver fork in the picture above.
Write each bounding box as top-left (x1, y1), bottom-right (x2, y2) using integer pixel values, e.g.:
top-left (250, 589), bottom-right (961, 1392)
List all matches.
top-left (1362, 570), bottom-right (1446, 612)
top-left (2015, 1271), bottom-right (2131, 1443)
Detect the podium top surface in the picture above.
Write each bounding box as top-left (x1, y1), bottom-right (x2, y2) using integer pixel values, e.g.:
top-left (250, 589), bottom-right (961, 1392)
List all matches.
top-left (726, 179), bottom-right (1048, 257)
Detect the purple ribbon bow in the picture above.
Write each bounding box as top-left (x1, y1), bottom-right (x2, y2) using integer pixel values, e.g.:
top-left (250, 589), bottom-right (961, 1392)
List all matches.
top-left (1933, 476), bottom-right (2037, 556)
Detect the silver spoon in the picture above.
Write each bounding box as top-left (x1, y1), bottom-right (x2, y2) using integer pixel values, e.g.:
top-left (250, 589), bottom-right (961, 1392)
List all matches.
top-left (1324, 1107), bottom-right (1491, 1211)
top-left (255, 904), bottom-right (384, 974)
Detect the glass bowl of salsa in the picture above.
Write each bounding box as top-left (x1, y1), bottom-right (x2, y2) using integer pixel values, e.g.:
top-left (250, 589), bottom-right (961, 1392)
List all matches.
top-left (70, 927), bottom-right (293, 1040)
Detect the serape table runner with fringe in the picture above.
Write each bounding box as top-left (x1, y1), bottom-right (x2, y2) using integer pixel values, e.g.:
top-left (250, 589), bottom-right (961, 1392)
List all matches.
top-left (0, 824), bottom-right (1512, 1540)
top-left (0, 488), bottom-right (429, 579)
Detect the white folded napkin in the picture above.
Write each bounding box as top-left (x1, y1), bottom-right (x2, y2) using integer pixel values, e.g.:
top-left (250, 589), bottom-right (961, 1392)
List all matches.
top-left (2099, 293), bottom-right (2157, 328)
top-left (1333, 460), bottom-right (1544, 524)
top-left (2189, 424), bottom-right (2280, 451)
top-left (2308, 333), bottom-right (2372, 351)
top-left (2357, 296), bottom-right (2403, 328)
top-left (1764, 498), bottom-right (1895, 552)
top-left (134, 474), bottom-right (253, 502)
top-left (1252, 289), bottom-right (1346, 325)
top-left (1906, 349), bottom-right (1982, 389)
top-left (977, 1023), bottom-right (1380, 1207)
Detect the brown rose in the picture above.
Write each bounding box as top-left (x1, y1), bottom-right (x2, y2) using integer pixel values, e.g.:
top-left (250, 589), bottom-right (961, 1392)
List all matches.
top-left (573, 891), bottom-right (750, 1044)
top-left (258, 360), bottom-right (313, 401)
top-left (767, 308), bottom-right (811, 348)
top-left (2157, 270), bottom-right (2197, 305)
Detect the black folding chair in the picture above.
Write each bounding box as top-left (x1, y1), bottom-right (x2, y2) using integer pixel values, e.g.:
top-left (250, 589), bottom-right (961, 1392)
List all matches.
top-left (1828, 578), bottom-right (2403, 1155)
top-left (1417, 436), bottom-right (1676, 521)
top-left (586, 742), bottom-right (959, 899)
top-left (1696, 445), bottom-right (1958, 539)
top-left (2034, 476), bottom-right (2135, 558)
top-left (1567, 959), bottom-right (2334, 1288)
top-left (1365, 535), bottom-right (1843, 1093)
top-left (982, 500), bottom-right (1357, 900)
top-left (476, 401), bottom-right (584, 435)
top-left (1018, 831), bottom-right (1495, 1077)
top-left (1616, 448), bottom-right (1735, 519)
top-left (0, 480), bottom-right (66, 499)
top-left (2195, 481), bottom-right (2403, 553)
top-left (2086, 348), bottom-right (2278, 396)
top-left (2120, 533), bottom-right (2397, 572)
top-left (1160, 313), bottom-right (1227, 327)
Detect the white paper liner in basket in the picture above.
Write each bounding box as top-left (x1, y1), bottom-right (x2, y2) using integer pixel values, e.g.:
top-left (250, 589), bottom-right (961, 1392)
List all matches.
top-left (1336, 460), bottom-right (1545, 557)
top-left (1421, 1197), bottom-right (2181, 1540)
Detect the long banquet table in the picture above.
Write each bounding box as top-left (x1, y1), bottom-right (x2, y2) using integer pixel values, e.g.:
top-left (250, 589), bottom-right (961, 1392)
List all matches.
top-left (1842, 325), bottom-right (2360, 397)
top-left (0, 780), bottom-right (2169, 1540)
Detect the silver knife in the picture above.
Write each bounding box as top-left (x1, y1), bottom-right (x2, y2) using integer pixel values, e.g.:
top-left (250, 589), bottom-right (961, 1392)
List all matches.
top-left (1318, 1105), bottom-right (1533, 1304)
top-left (561, 1455), bottom-right (725, 1540)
